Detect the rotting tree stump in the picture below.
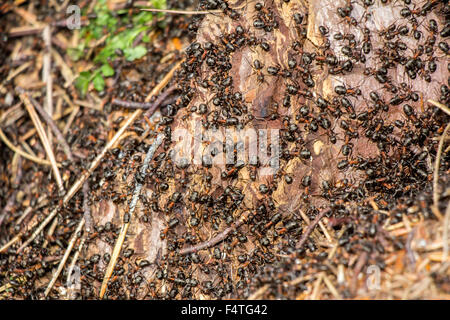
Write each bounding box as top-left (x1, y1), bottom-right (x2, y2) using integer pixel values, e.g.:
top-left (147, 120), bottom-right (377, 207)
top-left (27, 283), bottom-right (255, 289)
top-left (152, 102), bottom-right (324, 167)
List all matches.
top-left (80, 0), bottom-right (450, 299)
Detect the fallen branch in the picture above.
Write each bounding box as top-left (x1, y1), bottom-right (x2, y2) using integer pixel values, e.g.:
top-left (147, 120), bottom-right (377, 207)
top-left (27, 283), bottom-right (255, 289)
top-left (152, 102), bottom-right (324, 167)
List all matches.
top-left (112, 88), bottom-right (177, 112)
top-left (42, 26), bottom-right (53, 129)
top-left (8, 19), bottom-right (89, 38)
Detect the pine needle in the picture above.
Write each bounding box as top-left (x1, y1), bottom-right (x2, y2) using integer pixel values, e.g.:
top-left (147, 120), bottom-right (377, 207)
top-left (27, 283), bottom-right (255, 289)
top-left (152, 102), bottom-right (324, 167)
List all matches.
top-left (19, 90), bottom-right (65, 193)
top-left (433, 123), bottom-right (450, 207)
top-left (428, 100), bottom-right (450, 116)
top-left (0, 128), bottom-right (55, 167)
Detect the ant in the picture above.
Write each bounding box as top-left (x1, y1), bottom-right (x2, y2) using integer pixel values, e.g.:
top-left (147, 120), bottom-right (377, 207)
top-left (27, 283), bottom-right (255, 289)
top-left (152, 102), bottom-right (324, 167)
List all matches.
top-left (243, 56), bottom-right (268, 85)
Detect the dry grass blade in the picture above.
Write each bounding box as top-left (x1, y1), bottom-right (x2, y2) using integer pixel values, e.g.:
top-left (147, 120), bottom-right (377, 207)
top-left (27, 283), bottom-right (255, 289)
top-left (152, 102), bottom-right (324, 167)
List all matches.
top-left (0, 128), bottom-right (56, 166)
top-left (322, 274), bottom-right (341, 299)
top-left (51, 49), bottom-right (76, 87)
top-left (62, 106), bottom-right (80, 135)
top-left (99, 134), bottom-right (164, 299)
top-left (19, 91), bottom-right (65, 193)
top-left (310, 272), bottom-right (324, 300)
top-left (44, 218), bottom-right (85, 297)
top-left (5, 61), bottom-right (32, 82)
top-left (433, 123), bottom-right (450, 207)
top-left (65, 182), bottom-right (91, 299)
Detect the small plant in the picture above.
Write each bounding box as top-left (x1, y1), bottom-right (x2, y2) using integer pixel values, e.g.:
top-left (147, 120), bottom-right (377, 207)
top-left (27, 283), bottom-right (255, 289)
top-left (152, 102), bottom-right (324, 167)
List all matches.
top-left (72, 0), bottom-right (166, 96)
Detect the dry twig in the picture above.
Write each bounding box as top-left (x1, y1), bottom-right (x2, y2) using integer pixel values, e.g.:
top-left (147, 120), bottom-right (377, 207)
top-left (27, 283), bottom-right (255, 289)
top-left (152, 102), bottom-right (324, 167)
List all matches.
top-left (141, 8), bottom-right (223, 15)
top-left (111, 99), bottom-right (152, 109)
top-left (180, 211), bottom-right (251, 255)
top-left (296, 209), bottom-right (330, 249)
top-left (99, 133), bottom-right (164, 298)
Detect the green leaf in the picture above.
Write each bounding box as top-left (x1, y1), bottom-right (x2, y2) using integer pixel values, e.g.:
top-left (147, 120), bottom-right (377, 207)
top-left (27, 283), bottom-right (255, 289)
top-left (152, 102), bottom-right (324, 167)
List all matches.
top-left (142, 34), bottom-right (150, 43)
top-left (132, 12), bottom-right (153, 25)
top-left (79, 71), bottom-right (91, 78)
top-left (92, 73), bottom-right (105, 91)
top-left (67, 47), bottom-right (83, 61)
top-left (97, 11), bottom-right (110, 26)
top-left (123, 26), bottom-right (148, 48)
top-left (73, 0), bottom-right (163, 95)
top-left (91, 25), bottom-right (104, 39)
top-left (124, 46), bottom-right (147, 61)
top-left (94, 47), bottom-right (115, 64)
top-left (152, 0), bottom-right (166, 9)
top-left (101, 64), bottom-right (115, 77)
top-left (106, 17), bottom-right (118, 30)
top-left (75, 71), bottom-right (91, 97)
